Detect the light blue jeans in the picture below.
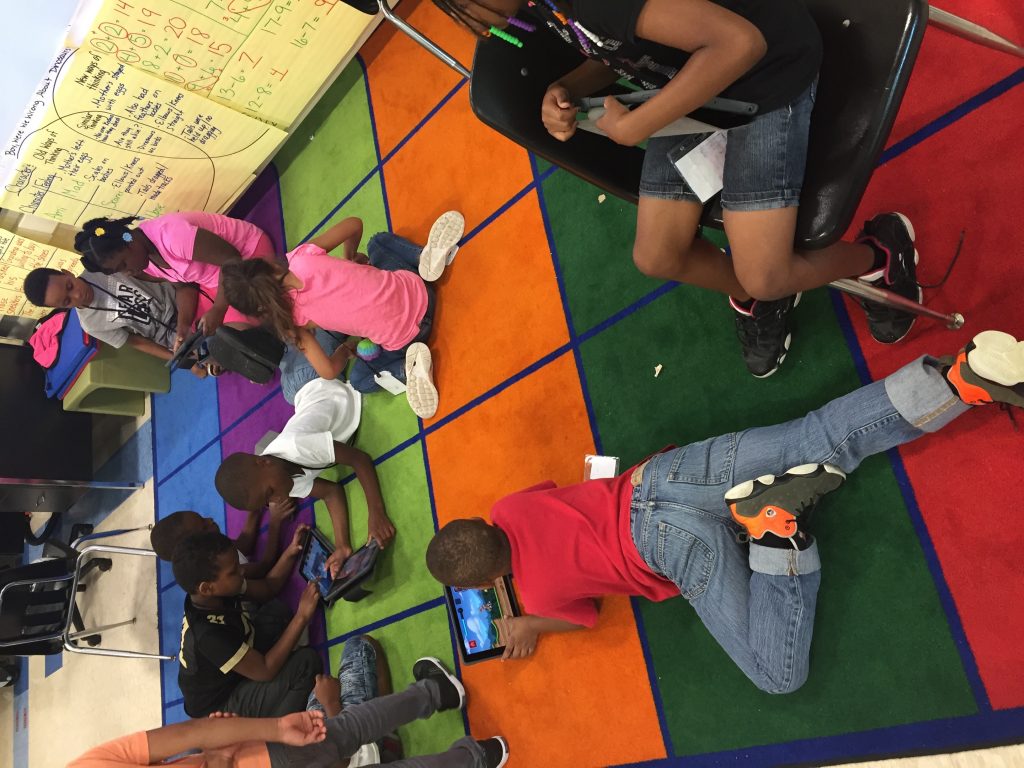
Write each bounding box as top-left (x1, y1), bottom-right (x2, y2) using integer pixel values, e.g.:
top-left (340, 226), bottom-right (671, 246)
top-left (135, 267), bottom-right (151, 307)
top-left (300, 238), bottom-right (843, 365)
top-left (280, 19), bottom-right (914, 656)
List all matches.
top-left (631, 356), bottom-right (969, 694)
top-left (279, 328), bottom-right (346, 405)
top-left (347, 233), bottom-right (436, 394)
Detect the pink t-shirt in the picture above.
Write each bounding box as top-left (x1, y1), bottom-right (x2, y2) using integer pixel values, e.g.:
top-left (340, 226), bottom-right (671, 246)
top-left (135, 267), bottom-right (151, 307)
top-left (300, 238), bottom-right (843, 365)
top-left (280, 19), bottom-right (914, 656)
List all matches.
top-left (287, 243), bottom-right (427, 351)
top-left (68, 730), bottom-right (271, 768)
top-left (137, 211), bottom-right (269, 294)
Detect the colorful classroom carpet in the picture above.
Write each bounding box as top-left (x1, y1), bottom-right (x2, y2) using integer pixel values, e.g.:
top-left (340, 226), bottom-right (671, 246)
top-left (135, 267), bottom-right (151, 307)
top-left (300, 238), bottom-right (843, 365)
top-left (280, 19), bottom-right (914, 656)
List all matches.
top-left (151, 1), bottom-right (1024, 764)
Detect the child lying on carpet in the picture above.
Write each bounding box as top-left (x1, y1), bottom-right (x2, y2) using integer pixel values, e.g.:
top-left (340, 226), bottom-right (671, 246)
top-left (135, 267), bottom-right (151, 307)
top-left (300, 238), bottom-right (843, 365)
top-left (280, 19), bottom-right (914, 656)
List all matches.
top-left (215, 359), bottom-right (394, 579)
top-left (431, 0), bottom-right (921, 378)
top-left (69, 644), bottom-right (509, 768)
top-left (151, 505), bottom-right (298, 588)
top-left (73, 211), bottom-right (279, 338)
top-left (172, 530), bottom-right (322, 718)
top-left (219, 211), bottom-right (464, 418)
top-left (427, 330), bottom-right (1024, 691)
top-left (22, 268), bottom-right (209, 377)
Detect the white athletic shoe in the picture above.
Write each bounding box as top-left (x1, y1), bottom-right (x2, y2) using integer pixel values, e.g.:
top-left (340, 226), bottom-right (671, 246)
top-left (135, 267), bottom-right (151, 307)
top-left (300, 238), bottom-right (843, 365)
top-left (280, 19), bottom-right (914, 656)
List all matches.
top-left (418, 211), bottom-right (465, 282)
top-left (405, 342), bottom-right (439, 418)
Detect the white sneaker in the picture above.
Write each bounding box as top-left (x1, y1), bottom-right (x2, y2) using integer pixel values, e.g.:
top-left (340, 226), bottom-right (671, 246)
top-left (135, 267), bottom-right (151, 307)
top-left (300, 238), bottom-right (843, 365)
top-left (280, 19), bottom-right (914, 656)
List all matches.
top-left (418, 211), bottom-right (464, 282)
top-left (405, 342), bottom-right (439, 418)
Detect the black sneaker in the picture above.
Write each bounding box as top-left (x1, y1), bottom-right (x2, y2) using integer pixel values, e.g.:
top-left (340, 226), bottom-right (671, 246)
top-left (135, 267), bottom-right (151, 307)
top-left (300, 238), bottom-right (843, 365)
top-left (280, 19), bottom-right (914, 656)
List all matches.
top-left (731, 294), bottom-right (801, 378)
top-left (724, 464), bottom-right (846, 545)
top-left (412, 657), bottom-right (465, 711)
top-left (478, 737), bottom-right (510, 768)
top-left (856, 213), bottom-right (921, 344)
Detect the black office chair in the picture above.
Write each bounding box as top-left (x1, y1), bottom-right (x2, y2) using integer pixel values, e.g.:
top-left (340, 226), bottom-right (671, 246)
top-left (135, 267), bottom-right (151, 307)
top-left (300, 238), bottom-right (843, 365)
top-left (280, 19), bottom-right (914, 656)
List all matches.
top-left (467, 0), bottom-right (963, 329)
top-left (0, 541), bottom-right (173, 660)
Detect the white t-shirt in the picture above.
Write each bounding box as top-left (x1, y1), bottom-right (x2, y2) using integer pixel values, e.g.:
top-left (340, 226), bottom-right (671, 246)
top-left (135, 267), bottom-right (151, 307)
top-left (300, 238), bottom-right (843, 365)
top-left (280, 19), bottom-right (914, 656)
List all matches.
top-left (260, 378), bottom-right (362, 498)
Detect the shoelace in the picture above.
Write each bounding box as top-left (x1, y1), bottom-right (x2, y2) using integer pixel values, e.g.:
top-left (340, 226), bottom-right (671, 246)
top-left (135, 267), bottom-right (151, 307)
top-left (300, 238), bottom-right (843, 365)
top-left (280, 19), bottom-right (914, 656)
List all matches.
top-left (735, 307), bottom-right (787, 352)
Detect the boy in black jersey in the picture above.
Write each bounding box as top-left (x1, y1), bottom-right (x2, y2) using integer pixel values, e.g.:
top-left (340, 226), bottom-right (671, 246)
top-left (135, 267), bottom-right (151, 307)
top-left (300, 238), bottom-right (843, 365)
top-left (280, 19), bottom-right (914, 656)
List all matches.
top-left (173, 531), bottom-right (322, 718)
top-left (433, 0), bottom-right (921, 377)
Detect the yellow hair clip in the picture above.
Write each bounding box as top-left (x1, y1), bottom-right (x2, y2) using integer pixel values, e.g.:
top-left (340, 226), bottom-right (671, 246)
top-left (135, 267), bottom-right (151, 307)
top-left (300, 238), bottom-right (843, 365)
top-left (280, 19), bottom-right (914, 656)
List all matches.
top-left (94, 227), bottom-right (106, 236)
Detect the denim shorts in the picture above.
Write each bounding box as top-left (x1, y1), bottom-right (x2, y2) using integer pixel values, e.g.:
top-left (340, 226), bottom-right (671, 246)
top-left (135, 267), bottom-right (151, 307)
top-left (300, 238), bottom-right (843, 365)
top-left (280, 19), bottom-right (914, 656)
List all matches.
top-left (639, 79), bottom-right (817, 211)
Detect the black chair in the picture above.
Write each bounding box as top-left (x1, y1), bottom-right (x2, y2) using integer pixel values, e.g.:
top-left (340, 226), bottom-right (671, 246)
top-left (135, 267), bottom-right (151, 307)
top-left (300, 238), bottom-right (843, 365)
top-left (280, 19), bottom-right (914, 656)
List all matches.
top-left (466, 0), bottom-right (964, 329)
top-left (0, 541), bottom-right (173, 660)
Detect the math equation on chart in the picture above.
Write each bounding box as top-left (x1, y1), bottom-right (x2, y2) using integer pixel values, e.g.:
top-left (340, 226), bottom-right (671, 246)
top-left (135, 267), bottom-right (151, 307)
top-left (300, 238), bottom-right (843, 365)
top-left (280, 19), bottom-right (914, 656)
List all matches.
top-left (81, 0), bottom-right (381, 129)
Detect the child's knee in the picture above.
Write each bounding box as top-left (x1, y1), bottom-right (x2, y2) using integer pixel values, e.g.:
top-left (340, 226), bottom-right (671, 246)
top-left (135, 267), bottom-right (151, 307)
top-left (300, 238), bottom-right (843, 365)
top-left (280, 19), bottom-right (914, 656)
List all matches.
top-left (632, 239), bottom-right (689, 280)
top-left (733, 259), bottom-right (792, 301)
top-left (752, 667), bottom-right (807, 695)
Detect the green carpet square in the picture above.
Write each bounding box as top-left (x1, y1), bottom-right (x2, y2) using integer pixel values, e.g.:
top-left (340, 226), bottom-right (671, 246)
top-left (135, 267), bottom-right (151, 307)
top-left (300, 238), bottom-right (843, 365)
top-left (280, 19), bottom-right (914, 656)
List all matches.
top-left (315, 443), bottom-right (440, 634)
top-left (327, 605), bottom-right (464, 758)
top-left (276, 60), bottom-right (379, 244)
top-left (578, 286), bottom-right (976, 754)
top-left (540, 168), bottom-right (662, 335)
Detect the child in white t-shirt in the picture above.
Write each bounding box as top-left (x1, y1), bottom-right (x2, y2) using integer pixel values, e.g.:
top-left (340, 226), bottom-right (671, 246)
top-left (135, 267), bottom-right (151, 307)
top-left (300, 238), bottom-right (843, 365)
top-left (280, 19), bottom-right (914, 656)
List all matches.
top-left (216, 369), bottom-right (394, 577)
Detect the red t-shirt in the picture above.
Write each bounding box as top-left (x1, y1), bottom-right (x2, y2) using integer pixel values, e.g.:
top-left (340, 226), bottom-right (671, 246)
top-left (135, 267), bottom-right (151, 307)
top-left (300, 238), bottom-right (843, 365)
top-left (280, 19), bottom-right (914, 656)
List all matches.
top-left (490, 473), bottom-right (678, 628)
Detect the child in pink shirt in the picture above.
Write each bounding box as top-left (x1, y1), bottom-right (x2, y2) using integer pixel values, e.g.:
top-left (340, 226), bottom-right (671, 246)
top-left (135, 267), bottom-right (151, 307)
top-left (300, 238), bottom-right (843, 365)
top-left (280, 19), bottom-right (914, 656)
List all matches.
top-left (221, 212), bottom-right (463, 419)
top-left (74, 212), bottom-right (278, 340)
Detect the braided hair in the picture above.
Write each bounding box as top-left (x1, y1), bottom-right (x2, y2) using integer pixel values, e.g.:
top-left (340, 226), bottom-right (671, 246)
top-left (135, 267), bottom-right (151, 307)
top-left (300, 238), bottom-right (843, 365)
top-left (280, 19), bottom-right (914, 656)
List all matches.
top-left (431, 0), bottom-right (505, 36)
top-left (74, 216), bottom-right (138, 274)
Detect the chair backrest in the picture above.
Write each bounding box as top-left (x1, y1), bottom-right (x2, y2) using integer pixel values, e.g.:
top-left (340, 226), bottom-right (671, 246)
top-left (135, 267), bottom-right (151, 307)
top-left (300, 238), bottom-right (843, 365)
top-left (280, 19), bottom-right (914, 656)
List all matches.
top-left (469, 0), bottom-right (928, 248)
top-left (0, 559), bottom-right (74, 654)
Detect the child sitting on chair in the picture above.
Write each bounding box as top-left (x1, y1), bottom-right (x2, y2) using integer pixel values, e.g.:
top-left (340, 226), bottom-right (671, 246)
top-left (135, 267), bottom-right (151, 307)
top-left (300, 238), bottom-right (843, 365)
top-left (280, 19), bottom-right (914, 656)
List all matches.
top-left (215, 363), bottom-right (395, 579)
top-left (150, 505), bottom-right (297, 587)
top-left (432, 0), bottom-right (921, 378)
top-left (72, 211), bottom-right (279, 340)
top-left (219, 211), bottom-right (464, 419)
top-left (172, 530), bottom-right (322, 719)
top-left (21, 267), bottom-right (208, 378)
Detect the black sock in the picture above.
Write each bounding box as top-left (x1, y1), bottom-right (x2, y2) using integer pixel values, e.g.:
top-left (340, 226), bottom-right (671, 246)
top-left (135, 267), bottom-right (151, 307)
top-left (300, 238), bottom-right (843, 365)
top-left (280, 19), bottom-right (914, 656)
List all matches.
top-left (732, 296), bottom-right (755, 311)
top-left (866, 241), bottom-right (888, 274)
top-left (938, 363), bottom-right (962, 398)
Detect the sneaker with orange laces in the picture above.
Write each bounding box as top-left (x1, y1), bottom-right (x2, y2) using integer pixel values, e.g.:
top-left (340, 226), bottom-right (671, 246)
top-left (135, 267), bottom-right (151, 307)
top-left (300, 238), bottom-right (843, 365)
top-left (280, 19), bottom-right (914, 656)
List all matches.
top-left (944, 330), bottom-right (1024, 408)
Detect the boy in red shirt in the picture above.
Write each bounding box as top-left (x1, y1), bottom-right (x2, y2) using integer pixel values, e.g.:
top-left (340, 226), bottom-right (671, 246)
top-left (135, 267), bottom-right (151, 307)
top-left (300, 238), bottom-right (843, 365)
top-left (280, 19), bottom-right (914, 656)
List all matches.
top-left (427, 331), bottom-right (1024, 689)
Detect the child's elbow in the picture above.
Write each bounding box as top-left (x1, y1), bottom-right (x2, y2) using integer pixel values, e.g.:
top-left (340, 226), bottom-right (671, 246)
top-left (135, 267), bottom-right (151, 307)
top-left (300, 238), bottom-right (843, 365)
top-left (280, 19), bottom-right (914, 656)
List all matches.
top-left (739, 27), bottom-right (767, 66)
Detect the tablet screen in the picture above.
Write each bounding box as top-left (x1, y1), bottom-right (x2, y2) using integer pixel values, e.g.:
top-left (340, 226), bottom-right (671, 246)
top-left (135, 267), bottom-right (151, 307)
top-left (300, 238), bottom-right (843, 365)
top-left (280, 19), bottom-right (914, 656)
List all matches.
top-left (299, 533), bottom-right (334, 599)
top-left (447, 577), bottom-right (519, 661)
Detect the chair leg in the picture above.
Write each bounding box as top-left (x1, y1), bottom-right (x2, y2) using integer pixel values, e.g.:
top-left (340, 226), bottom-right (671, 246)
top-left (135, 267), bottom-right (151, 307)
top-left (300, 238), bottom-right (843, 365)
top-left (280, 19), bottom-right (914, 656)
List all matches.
top-left (67, 618), bottom-right (136, 642)
top-left (376, 0), bottom-right (471, 78)
top-left (830, 278), bottom-right (965, 330)
top-left (929, 7), bottom-right (1024, 59)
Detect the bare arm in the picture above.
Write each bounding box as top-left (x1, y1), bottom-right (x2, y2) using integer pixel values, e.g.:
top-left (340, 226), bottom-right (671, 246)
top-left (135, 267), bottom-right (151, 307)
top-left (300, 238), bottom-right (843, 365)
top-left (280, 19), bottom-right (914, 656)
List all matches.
top-left (143, 711), bottom-right (326, 763)
top-left (311, 478), bottom-right (352, 577)
top-left (309, 217), bottom-right (363, 259)
top-left (500, 614), bottom-right (585, 660)
top-left (173, 283), bottom-right (199, 344)
top-left (333, 441), bottom-right (394, 550)
top-left (126, 334), bottom-right (173, 361)
top-left (295, 325), bottom-right (352, 380)
top-left (553, 58), bottom-right (622, 99)
top-left (241, 525), bottom-right (306, 602)
top-left (231, 582), bottom-right (319, 681)
top-left (597, 0), bottom-right (766, 145)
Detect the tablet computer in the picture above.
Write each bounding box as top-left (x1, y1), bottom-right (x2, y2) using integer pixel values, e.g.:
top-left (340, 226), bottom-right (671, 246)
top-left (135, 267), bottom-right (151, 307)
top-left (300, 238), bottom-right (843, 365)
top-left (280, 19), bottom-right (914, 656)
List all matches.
top-left (299, 528), bottom-right (380, 605)
top-left (444, 576), bottom-right (521, 664)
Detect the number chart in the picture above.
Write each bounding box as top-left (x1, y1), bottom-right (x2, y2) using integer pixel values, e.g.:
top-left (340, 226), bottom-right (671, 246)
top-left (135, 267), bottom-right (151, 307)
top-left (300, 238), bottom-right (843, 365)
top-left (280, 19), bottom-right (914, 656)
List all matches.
top-left (0, 229), bottom-right (81, 319)
top-left (0, 48), bottom-right (286, 227)
top-left (83, 0), bottom-right (382, 128)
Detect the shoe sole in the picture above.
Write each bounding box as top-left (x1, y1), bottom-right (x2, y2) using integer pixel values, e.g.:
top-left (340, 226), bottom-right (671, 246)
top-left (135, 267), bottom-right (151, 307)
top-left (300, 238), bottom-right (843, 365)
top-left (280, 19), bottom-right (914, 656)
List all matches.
top-left (414, 656), bottom-right (466, 710)
top-left (750, 293), bottom-right (801, 379)
top-left (482, 736), bottom-right (510, 768)
top-left (966, 330), bottom-right (1024, 387)
top-left (419, 211), bottom-right (465, 282)
top-left (724, 463), bottom-right (847, 502)
top-left (405, 342), bottom-right (439, 419)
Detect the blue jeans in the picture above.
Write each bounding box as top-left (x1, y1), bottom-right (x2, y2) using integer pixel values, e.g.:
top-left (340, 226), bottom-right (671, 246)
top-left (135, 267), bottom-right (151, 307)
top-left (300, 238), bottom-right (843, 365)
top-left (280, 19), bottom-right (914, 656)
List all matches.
top-left (279, 328), bottom-right (347, 405)
top-left (630, 356), bottom-right (968, 693)
top-left (348, 233), bottom-right (437, 394)
top-left (641, 79), bottom-right (817, 211)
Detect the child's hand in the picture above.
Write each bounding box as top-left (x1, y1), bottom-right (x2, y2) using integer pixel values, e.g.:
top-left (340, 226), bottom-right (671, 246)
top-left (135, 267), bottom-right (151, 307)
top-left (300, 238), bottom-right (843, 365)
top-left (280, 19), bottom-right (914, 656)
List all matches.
top-left (269, 498), bottom-right (297, 523)
top-left (287, 524), bottom-right (310, 557)
top-left (498, 616), bottom-right (540, 660)
top-left (350, 252), bottom-right (370, 265)
top-left (367, 511), bottom-right (396, 550)
top-left (207, 711), bottom-right (239, 719)
top-left (276, 710), bottom-right (327, 746)
top-left (325, 545), bottom-right (353, 579)
top-left (296, 580), bottom-right (321, 623)
top-left (541, 84), bottom-right (578, 141)
top-left (190, 362), bottom-right (209, 379)
top-left (595, 97), bottom-right (640, 146)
